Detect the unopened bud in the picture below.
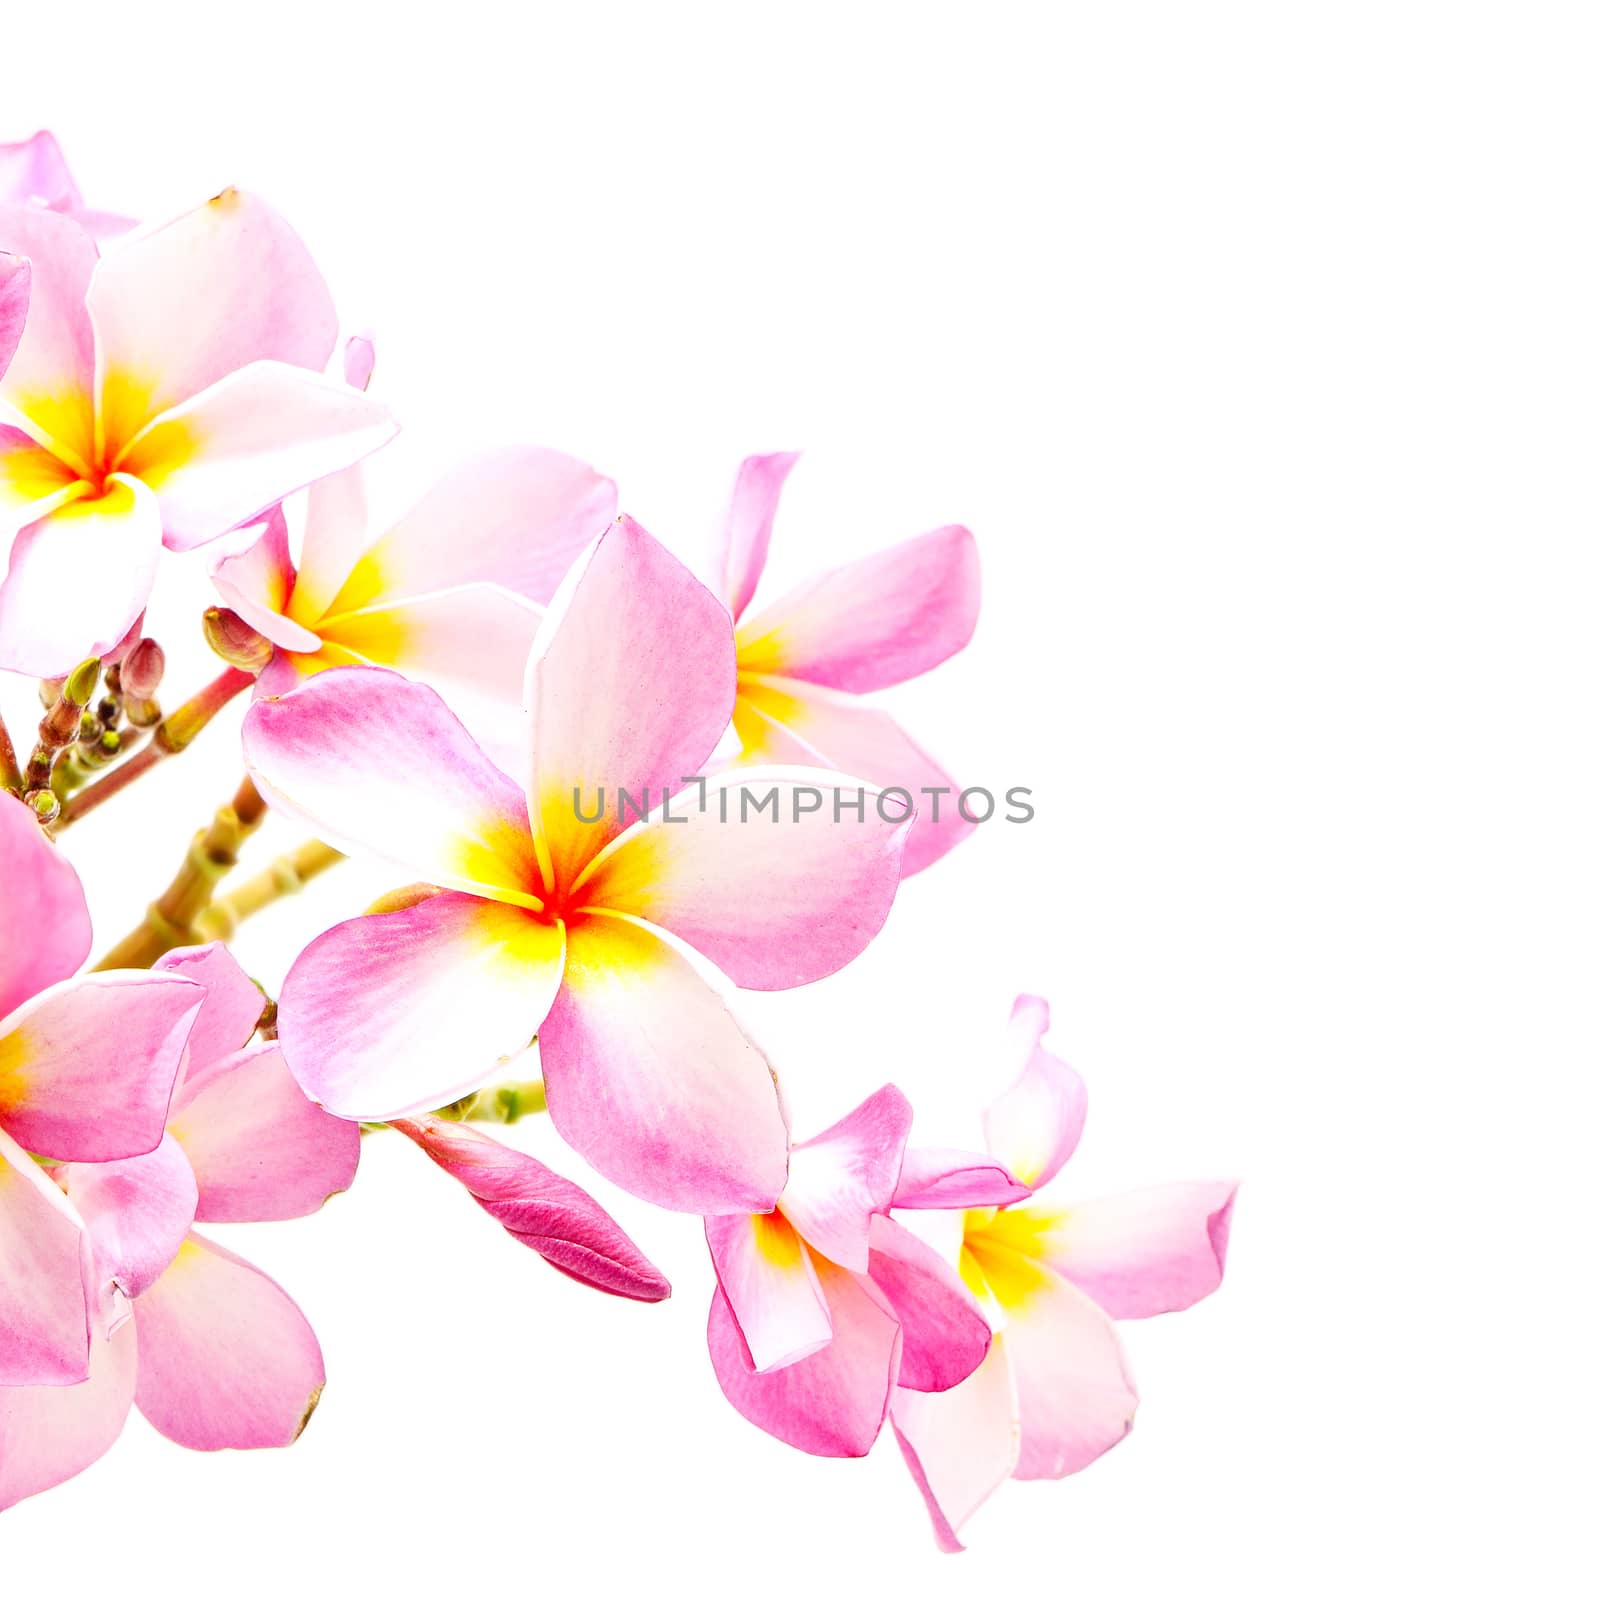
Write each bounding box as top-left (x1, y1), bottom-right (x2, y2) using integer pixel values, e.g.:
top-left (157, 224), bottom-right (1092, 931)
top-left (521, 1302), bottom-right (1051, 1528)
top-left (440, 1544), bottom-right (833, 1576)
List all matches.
top-left (76, 713), bottom-right (104, 745)
top-left (27, 789), bottom-right (59, 825)
top-left (63, 659), bottom-right (101, 708)
top-left (121, 638), bottom-right (166, 700)
top-left (98, 728), bottom-right (123, 757)
top-left (203, 608), bottom-right (273, 672)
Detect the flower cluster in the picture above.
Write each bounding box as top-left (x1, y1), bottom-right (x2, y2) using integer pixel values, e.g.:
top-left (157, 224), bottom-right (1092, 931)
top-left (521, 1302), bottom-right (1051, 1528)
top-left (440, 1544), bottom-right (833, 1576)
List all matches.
top-left (0, 133), bottom-right (1235, 1546)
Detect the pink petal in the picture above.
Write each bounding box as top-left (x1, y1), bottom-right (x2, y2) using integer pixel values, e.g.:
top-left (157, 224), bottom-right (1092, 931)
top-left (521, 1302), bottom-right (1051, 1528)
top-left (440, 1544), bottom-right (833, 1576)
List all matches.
top-left (133, 1232), bottom-right (325, 1451)
top-left (88, 188), bottom-right (339, 455)
top-left (0, 132), bottom-right (82, 213)
top-left (0, 1319), bottom-right (136, 1512)
top-left (707, 1255), bottom-right (899, 1458)
top-left (526, 516), bottom-right (736, 894)
top-left (1032, 1180), bottom-right (1238, 1319)
top-left (0, 969), bottom-right (201, 1162)
top-left (890, 1342), bottom-right (1020, 1553)
top-left (289, 461), bottom-right (371, 624)
top-left (117, 361), bottom-right (397, 552)
top-left (538, 912), bottom-right (788, 1214)
top-left (976, 1242), bottom-right (1139, 1479)
top-left (0, 251), bottom-right (27, 382)
top-left (243, 667), bottom-right (542, 905)
top-left (982, 994), bottom-right (1088, 1190)
top-left (704, 1210), bottom-right (832, 1372)
top-left (575, 769), bottom-right (910, 991)
top-left (0, 474), bottom-right (164, 677)
top-left (891, 1147), bottom-right (1032, 1211)
top-left (343, 334), bottom-right (375, 391)
top-left (779, 1085), bottom-right (911, 1271)
top-left (170, 1042), bottom-right (360, 1223)
top-left (717, 450), bottom-right (801, 619)
top-left (735, 523), bottom-right (979, 693)
top-left (0, 1123), bottom-right (92, 1385)
top-left (277, 891), bottom-right (564, 1121)
top-left (153, 942), bottom-right (268, 1079)
top-left (209, 507), bottom-right (323, 653)
top-left (0, 203), bottom-right (97, 467)
top-left (392, 1115), bottom-right (670, 1302)
top-left (316, 583), bottom-right (543, 775)
top-left (0, 790), bottom-right (91, 1019)
top-left (59, 1134), bottom-right (198, 1298)
top-left (866, 1215), bottom-right (990, 1393)
top-left (324, 445), bottom-right (617, 614)
top-left (732, 677), bottom-right (973, 875)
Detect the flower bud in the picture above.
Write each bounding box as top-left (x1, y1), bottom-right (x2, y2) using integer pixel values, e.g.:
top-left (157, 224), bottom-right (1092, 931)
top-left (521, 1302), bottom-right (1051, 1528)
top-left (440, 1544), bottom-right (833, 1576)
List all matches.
top-left (203, 607), bottom-right (273, 673)
top-left (62, 658), bottom-right (101, 709)
top-left (27, 789), bottom-right (59, 825)
top-left (121, 638), bottom-right (167, 700)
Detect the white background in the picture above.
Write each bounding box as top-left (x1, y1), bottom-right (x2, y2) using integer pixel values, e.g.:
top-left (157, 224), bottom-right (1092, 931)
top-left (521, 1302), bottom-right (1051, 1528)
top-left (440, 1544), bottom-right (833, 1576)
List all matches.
top-left (4, 3), bottom-right (1596, 1594)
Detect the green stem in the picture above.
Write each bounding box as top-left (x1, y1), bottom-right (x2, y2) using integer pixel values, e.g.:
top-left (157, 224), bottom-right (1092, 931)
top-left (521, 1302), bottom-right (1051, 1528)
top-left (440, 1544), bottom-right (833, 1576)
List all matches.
top-left (190, 838), bottom-right (346, 942)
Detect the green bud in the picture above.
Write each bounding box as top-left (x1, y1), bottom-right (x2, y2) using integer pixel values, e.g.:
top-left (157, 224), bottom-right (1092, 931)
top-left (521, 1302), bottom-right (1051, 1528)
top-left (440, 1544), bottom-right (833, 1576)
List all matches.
top-left (27, 789), bottom-right (60, 825)
top-left (202, 608), bottom-right (273, 672)
top-left (63, 659), bottom-right (102, 708)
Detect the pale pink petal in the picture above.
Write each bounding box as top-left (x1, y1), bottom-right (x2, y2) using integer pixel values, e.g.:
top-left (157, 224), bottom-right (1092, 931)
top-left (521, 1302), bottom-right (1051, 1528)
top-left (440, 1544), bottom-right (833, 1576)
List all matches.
top-left (526, 516), bottom-right (736, 893)
top-left (243, 667), bottom-right (542, 905)
top-left (0, 790), bottom-right (91, 1018)
top-left (0, 1319), bottom-right (136, 1512)
top-left (1030, 1180), bottom-right (1238, 1319)
top-left (316, 583), bottom-right (542, 774)
top-left (0, 252), bottom-right (27, 382)
top-left (277, 891), bottom-right (564, 1121)
top-left (153, 942), bottom-right (267, 1077)
top-left (575, 769), bottom-right (910, 991)
top-left (89, 189), bottom-right (338, 455)
top-left (0, 132), bottom-right (82, 213)
top-left (704, 1210), bottom-right (832, 1372)
top-left (343, 334), bottom-right (375, 392)
top-left (867, 1215), bottom-right (990, 1393)
top-left (735, 523), bottom-right (979, 692)
top-left (392, 1115), bottom-right (669, 1302)
top-left (290, 462), bottom-right (370, 625)
top-left (0, 474), bottom-right (163, 677)
top-left (982, 994), bottom-right (1088, 1190)
top-left (0, 203), bottom-right (97, 466)
top-left (0, 1124), bottom-right (91, 1385)
top-left (0, 970), bottom-right (201, 1162)
top-left (779, 1085), bottom-right (911, 1271)
top-left (116, 361), bottom-right (397, 552)
top-left (891, 1341), bottom-right (1020, 1553)
top-left (325, 445), bottom-right (616, 614)
top-left (59, 1134), bottom-right (198, 1298)
top-left (209, 506), bottom-right (323, 653)
top-left (733, 677), bottom-right (973, 875)
top-left (975, 1242), bottom-right (1139, 1478)
top-left (538, 912), bottom-right (788, 1214)
top-left (892, 1148), bottom-right (1030, 1211)
top-left (170, 1043), bottom-right (360, 1223)
top-left (133, 1232), bottom-right (324, 1450)
top-left (717, 450), bottom-right (800, 619)
top-left (707, 1254), bottom-right (899, 1457)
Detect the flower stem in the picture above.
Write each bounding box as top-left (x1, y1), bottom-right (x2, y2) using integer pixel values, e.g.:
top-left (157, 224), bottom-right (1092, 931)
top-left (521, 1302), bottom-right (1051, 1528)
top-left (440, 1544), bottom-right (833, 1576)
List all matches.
top-left (56, 667), bottom-right (252, 831)
top-left (189, 838), bottom-right (345, 943)
top-left (361, 1077), bottom-right (547, 1137)
top-left (93, 775), bottom-right (271, 970)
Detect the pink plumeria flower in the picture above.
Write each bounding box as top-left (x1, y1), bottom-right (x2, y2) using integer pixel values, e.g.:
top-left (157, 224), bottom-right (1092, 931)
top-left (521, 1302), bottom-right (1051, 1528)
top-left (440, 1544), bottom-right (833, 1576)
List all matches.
top-left (0, 191), bottom-right (397, 676)
top-left (212, 431), bottom-right (615, 772)
top-left (0, 131), bottom-right (133, 240)
top-left (716, 453), bottom-right (980, 875)
top-left (888, 996), bottom-right (1238, 1551)
top-left (0, 791), bottom-right (203, 1390)
top-left (392, 1114), bottom-right (670, 1302)
top-left (243, 518), bottom-right (912, 1214)
top-left (0, 943), bottom-right (359, 1511)
top-left (707, 1085), bottom-right (995, 1458)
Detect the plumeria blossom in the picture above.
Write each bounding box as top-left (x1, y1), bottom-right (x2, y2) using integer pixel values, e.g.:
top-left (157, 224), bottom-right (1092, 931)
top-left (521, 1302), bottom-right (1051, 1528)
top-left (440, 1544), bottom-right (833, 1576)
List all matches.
top-left (0, 190), bottom-right (397, 676)
top-left (706, 1085), bottom-right (996, 1457)
top-left (0, 791), bottom-right (202, 1390)
top-left (888, 996), bottom-right (1238, 1551)
top-left (0, 942), bottom-right (359, 1511)
top-left (392, 1114), bottom-right (670, 1302)
top-left (715, 453), bottom-right (980, 875)
top-left (0, 131), bottom-right (132, 239)
top-left (244, 517), bottom-right (912, 1214)
top-left (212, 425), bottom-right (615, 771)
